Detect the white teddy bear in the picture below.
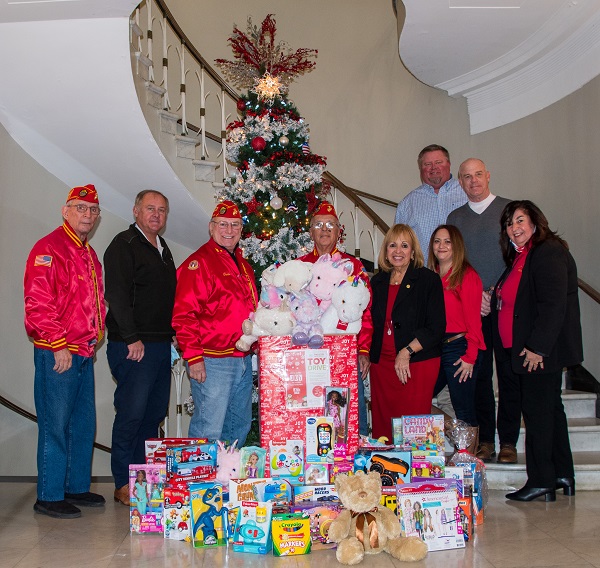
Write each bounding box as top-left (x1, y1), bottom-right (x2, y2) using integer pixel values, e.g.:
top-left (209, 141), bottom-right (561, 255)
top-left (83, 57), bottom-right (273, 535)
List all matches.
top-left (272, 259), bottom-right (313, 293)
top-left (321, 277), bottom-right (370, 335)
top-left (235, 303), bottom-right (294, 352)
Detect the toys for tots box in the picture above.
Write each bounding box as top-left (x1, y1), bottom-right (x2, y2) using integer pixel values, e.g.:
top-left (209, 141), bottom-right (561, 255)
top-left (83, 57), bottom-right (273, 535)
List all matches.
top-left (259, 335), bottom-right (359, 475)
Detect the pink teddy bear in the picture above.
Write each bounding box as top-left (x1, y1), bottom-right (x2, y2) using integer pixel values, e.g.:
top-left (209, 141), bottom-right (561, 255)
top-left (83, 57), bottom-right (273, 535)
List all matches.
top-left (308, 253), bottom-right (355, 312)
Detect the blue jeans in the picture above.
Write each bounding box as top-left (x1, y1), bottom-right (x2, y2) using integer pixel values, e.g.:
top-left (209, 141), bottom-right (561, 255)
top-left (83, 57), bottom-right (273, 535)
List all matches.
top-left (34, 348), bottom-right (96, 501)
top-left (433, 336), bottom-right (479, 426)
top-left (189, 355), bottom-right (252, 445)
top-left (107, 341), bottom-right (172, 488)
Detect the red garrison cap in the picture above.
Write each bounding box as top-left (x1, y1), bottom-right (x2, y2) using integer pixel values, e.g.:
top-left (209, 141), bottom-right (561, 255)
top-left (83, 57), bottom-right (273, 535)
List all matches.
top-left (212, 200), bottom-right (241, 219)
top-left (312, 201), bottom-right (338, 219)
top-left (66, 184), bottom-right (99, 204)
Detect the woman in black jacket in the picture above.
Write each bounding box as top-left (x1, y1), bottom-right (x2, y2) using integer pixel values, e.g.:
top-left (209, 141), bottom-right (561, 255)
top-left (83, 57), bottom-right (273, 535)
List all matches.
top-left (494, 200), bottom-right (583, 502)
top-left (369, 224), bottom-right (445, 440)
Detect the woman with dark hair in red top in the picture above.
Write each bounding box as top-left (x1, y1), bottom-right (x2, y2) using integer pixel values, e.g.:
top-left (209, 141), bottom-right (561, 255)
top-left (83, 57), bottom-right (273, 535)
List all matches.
top-left (493, 200), bottom-right (582, 502)
top-left (428, 225), bottom-right (485, 427)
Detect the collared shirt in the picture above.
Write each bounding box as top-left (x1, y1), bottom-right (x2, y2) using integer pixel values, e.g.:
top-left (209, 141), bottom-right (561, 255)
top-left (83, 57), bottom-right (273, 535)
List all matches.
top-left (394, 176), bottom-right (467, 262)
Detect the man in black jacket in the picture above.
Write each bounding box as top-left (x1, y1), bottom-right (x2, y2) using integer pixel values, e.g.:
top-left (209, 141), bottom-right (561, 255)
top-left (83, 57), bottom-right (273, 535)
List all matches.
top-left (104, 190), bottom-right (177, 505)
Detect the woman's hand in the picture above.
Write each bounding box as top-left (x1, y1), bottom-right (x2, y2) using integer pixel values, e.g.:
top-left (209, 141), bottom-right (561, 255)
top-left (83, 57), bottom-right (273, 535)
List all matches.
top-left (394, 349), bottom-right (412, 384)
top-left (520, 348), bottom-right (544, 372)
top-left (453, 358), bottom-right (474, 383)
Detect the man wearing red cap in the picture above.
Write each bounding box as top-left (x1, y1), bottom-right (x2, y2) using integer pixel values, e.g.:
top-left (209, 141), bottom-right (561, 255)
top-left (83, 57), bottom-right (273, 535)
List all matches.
top-left (172, 201), bottom-right (258, 443)
top-left (24, 184), bottom-right (106, 518)
top-left (299, 201), bottom-right (374, 436)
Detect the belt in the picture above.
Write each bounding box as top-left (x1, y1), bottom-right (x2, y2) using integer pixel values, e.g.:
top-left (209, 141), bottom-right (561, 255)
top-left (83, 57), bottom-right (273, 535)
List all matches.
top-left (443, 332), bottom-right (466, 344)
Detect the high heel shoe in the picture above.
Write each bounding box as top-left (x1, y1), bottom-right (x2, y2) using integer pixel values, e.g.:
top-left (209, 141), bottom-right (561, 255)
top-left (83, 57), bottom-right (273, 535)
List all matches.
top-left (506, 486), bottom-right (556, 502)
top-left (555, 477), bottom-right (575, 496)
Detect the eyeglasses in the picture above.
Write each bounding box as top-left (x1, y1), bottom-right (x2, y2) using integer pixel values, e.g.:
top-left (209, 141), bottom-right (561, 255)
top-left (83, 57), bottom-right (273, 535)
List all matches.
top-left (67, 204), bottom-right (101, 215)
top-left (311, 221), bottom-right (339, 230)
top-left (212, 220), bottom-right (242, 230)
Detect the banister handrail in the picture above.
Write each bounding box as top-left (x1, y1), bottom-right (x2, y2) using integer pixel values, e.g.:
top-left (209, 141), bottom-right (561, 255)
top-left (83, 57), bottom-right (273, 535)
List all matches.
top-left (0, 393), bottom-right (111, 453)
top-left (578, 278), bottom-right (600, 304)
top-left (153, 0), bottom-right (238, 101)
top-left (322, 172), bottom-right (390, 235)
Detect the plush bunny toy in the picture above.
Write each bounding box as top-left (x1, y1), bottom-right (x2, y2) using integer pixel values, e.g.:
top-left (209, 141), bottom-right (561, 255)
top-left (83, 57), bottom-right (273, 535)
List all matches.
top-left (216, 440), bottom-right (241, 485)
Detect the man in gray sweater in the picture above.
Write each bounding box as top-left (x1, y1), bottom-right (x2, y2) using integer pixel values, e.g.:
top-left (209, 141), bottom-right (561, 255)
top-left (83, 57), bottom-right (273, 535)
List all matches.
top-left (447, 158), bottom-right (519, 464)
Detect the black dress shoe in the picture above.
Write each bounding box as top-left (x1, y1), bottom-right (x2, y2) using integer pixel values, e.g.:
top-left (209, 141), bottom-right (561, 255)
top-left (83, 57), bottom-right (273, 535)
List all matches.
top-left (65, 491), bottom-right (106, 507)
top-left (34, 499), bottom-right (81, 518)
top-left (555, 477), bottom-right (575, 496)
top-left (506, 486), bottom-right (556, 502)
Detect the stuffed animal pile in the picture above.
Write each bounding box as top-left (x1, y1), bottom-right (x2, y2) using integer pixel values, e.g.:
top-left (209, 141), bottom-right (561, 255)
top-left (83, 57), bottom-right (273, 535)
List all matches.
top-left (328, 470), bottom-right (428, 565)
top-left (236, 254), bottom-right (370, 351)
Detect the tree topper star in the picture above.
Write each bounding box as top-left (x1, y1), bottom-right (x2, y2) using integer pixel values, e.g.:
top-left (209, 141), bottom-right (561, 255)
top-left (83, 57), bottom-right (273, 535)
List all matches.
top-left (252, 73), bottom-right (284, 103)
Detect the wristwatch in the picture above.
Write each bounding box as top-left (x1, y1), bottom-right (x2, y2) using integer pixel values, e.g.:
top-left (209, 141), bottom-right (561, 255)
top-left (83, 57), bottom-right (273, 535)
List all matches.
top-left (404, 345), bottom-right (415, 357)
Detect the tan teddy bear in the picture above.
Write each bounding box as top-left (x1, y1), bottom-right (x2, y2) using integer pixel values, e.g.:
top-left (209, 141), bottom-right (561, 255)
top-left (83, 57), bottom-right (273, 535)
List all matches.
top-left (328, 470), bottom-right (428, 565)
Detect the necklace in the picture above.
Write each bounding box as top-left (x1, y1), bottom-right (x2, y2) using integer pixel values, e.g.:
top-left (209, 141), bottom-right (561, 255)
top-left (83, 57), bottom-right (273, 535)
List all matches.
top-left (391, 269), bottom-right (406, 285)
top-left (386, 320), bottom-right (393, 336)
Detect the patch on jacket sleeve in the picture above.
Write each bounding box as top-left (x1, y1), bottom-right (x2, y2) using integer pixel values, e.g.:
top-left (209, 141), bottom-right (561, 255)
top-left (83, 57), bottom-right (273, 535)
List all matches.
top-left (34, 255), bottom-right (53, 267)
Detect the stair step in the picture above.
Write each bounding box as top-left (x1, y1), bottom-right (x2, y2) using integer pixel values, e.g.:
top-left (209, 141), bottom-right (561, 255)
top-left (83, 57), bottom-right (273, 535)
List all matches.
top-left (561, 390), bottom-right (597, 418)
top-left (175, 135), bottom-right (199, 159)
top-left (192, 159), bottom-right (219, 182)
top-left (485, 451), bottom-right (600, 491)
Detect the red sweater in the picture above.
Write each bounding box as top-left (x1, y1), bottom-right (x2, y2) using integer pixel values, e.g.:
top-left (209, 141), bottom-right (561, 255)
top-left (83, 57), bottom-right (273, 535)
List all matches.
top-left (440, 266), bottom-right (485, 364)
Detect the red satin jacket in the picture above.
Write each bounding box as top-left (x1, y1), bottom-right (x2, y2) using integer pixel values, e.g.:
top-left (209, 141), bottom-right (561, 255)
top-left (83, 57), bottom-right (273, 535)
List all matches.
top-left (172, 238), bottom-right (258, 364)
top-left (24, 223), bottom-right (105, 357)
top-left (299, 247), bottom-right (374, 355)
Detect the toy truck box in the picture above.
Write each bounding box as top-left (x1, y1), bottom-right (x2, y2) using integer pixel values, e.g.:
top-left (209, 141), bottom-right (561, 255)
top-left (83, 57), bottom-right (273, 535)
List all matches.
top-left (145, 437), bottom-right (208, 464)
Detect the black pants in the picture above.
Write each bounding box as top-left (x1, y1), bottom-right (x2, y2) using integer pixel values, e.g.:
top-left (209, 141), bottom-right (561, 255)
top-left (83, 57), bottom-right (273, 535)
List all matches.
top-left (502, 360), bottom-right (574, 487)
top-left (475, 316), bottom-right (522, 446)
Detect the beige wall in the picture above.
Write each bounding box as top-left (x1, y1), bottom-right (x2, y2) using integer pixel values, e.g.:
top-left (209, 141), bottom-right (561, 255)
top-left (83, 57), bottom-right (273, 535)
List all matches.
top-left (0, 0), bottom-right (598, 475)
top-left (168, 0), bottom-right (599, 376)
top-left (0, 121), bottom-right (192, 476)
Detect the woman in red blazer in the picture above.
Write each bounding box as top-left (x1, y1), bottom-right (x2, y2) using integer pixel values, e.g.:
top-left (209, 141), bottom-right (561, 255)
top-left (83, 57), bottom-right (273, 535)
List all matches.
top-left (493, 200), bottom-right (583, 502)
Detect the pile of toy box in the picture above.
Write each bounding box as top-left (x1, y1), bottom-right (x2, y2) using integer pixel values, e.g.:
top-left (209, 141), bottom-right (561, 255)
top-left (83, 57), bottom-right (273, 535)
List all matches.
top-left (125, 334), bottom-right (486, 555)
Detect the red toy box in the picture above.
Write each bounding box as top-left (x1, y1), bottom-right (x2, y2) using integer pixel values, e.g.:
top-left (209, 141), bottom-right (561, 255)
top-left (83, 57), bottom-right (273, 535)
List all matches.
top-left (259, 335), bottom-right (359, 475)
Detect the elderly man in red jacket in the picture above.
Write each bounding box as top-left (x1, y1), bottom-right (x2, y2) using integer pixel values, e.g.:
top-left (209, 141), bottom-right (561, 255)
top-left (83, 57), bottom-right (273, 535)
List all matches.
top-left (298, 201), bottom-right (373, 436)
top-left (172, 201), bottom-right (258, 444)
top-left (24, 184), bottom-right (106, 519)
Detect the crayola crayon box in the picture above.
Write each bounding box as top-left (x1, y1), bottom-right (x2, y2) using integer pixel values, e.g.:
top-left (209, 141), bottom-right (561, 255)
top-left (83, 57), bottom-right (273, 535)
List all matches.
top-left (272, 512), bottom-right (312, 556)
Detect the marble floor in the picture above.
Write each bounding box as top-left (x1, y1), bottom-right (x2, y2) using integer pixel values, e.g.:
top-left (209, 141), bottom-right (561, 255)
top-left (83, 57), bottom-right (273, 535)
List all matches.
top-left (1, 482), bottom-right (600, 567)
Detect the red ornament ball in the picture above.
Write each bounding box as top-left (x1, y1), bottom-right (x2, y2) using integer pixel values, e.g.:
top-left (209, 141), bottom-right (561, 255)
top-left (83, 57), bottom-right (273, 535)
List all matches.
top-left (251, 136), bottom-right (267, 151)
top-left (236, 99), bottom-right (246, 112)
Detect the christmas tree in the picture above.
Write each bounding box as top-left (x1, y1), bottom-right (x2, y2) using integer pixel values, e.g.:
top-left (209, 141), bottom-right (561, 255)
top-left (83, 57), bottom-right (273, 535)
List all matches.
top-left (215, 15), bottom-right (329, 276)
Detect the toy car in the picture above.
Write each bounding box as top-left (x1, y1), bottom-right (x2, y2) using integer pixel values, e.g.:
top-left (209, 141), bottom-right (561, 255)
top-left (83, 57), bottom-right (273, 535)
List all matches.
top-left (369, 454), bottom-right (409, 486)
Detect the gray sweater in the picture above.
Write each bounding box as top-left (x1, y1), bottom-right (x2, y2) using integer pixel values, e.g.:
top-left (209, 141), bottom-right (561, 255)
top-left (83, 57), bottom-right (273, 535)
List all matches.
top-left (447, 196), bottom-right (511, 290)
